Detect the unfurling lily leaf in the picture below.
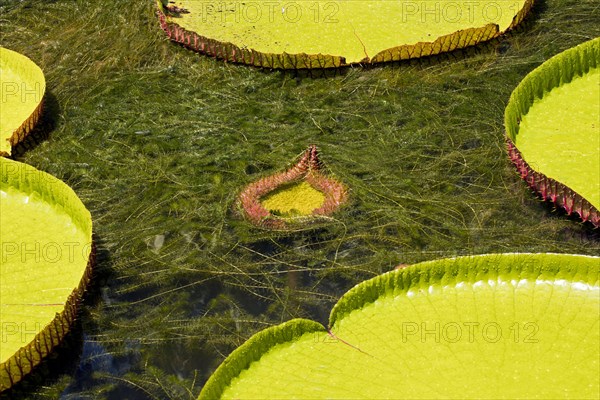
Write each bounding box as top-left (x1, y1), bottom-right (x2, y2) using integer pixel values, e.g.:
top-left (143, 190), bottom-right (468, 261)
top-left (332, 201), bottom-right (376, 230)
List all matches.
top-left (200, 253), bottom-right (599, 399)
top-left (238, 145), bottom-right (347, 229)
top-left (0, 48), bottom-right (46, 156)
top-left (505, 37), bottom-right (600, 226)
top-left (0, 158), bottom-right (94, 391)
top-left (157, 0), bottom-right (534, 68)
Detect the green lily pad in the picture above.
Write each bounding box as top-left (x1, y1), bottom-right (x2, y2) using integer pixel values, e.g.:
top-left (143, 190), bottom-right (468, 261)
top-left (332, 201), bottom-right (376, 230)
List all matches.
top-left (200, 253), bottom-right (599, 399)
top-left (157, 0), bottom-right (533, 68)
top-left (0, 157), bottom-right (93, 391)
top-left (505, 37), bottom-right (600, 226)
top-left (0, 47), bottom-right (45, 156)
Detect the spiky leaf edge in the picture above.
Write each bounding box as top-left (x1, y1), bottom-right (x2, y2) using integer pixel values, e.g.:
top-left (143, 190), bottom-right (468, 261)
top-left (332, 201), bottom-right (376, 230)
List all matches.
top-left (506, 139), bottom-right (599, 226)
top-left (0, 247), bottom-right (94, 391)
top-left (199, 253), bottom-right (599, 399)
top-left (237, 146), bottom-right (348, 230)
top-left (370, 0), bottom-right (535, 65)
top-left (157, 0), bottom-right (534, 69)
top-left (504, 37), bottom-right (600, 227)
top-left (0, 159), bottom-right (94, 391)
top-left (0, 48), bottom-right (46, 157)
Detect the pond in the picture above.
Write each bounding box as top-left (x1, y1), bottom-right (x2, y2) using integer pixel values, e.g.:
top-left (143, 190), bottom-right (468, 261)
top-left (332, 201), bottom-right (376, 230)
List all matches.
top-left (1, 0), bottom-right (599, 399)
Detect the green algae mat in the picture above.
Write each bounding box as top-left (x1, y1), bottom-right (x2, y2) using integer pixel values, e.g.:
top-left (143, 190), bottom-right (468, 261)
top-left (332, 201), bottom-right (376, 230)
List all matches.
top-left (200, 253), bottom-right (600, 399)
top-left (505, 37), bottom-right (600, 227)
top-left (158, 0), bottom-right (533, 68)
top-left (0, 158), bottom-right (93, 390)
top-left (0, 47), bottom-right (45, 156)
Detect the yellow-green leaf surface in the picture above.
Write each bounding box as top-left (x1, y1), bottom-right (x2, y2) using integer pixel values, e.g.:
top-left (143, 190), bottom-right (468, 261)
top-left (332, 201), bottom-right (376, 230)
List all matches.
top-left (0, 158), bottom-right (92, 390)
top-left (163, 0), bottom-right (530, 65)
top-left (200, 253), bottom-right (600, 399)
top-left (517, 67), bottom-right (600, 208)
top-left (0, 47), bottom-right (45, 155)
top-left (261, 181), bottom-right (325, 216)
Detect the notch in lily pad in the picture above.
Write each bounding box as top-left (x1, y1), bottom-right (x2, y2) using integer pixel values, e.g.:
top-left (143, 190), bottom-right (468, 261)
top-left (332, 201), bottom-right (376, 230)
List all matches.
top-left (199, 253), bottom-right (600, 399)
top-left (156, 0), bottom-right (535, 69)
top-left (238, 145), bottom-right (348, 229)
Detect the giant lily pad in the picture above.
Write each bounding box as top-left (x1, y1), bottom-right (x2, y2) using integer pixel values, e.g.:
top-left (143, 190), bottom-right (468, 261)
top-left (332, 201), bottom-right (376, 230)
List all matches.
top-left (200, 253), bottom-right (599, 399)
top-left (505, 37), bottom-right (600, 226)
top-left (0, 157), bottom-right (93, 391)
top-left (157, 0), bottom-right (534, 68)
top-left (0, 47), bottom-right (45, 156)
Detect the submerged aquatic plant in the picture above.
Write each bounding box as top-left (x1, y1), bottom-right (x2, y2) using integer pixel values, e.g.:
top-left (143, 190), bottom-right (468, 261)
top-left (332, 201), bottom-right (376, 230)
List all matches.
top-left (238, 145), bottom-right (347, 229)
